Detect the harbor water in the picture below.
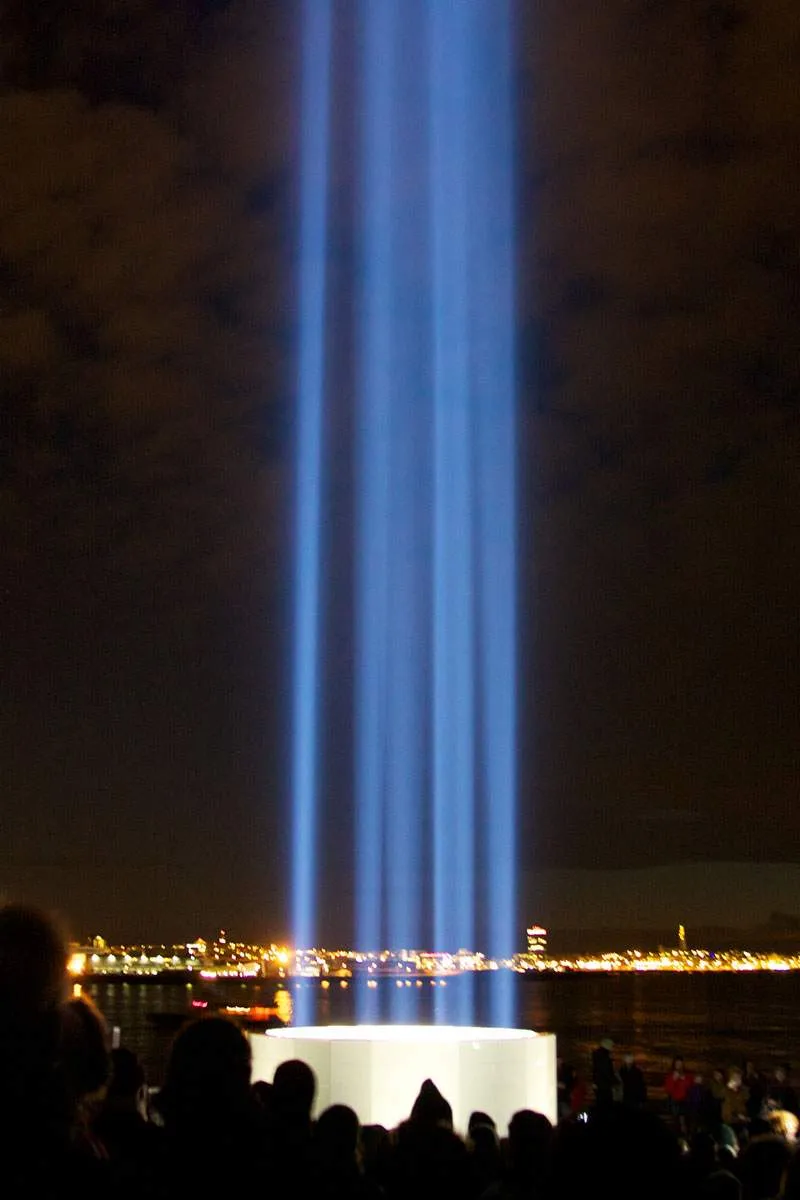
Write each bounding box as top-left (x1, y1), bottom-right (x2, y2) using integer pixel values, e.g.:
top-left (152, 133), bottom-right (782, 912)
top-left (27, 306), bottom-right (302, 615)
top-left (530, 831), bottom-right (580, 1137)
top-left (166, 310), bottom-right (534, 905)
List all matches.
top-left (88, 971), bottom-right (800, 1093)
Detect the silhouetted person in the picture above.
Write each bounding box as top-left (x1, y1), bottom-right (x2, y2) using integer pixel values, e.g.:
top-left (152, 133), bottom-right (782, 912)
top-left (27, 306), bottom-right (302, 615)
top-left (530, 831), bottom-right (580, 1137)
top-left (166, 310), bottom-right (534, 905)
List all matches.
top-left (743, 1061), bottom-right (765, 1124)
top-left (768, 1064), bottom-right (798, 1116)
top-left (0, 903), bottom-right (66, 1016)
top-left (360, 1124), bottom-right (392, 1192)
top-left (409, 1077), bottom-right (453, 1128)
top-left (592, 1038), bottom-right (617, 1110)
top-left (93, 1047), bottom-right (162, 1195)
top-left (486, 1109), bottom-right (553, 1199)
top-left (467, 1117), bottom-right (502, 1197)
top-left (0, 904), bottom-right (107, 1194)
top-left (158, 1016), bottom-right (268, 1189)
top-left (313, 1103), bottom-right (382, 1198)
top-left (468, 1110), bottom-right (496, 1137)
top-left (682, 1129), bottom-right (718, 1198)
top-left (738, 1134), bottom-right (792, 1200)
top-left (767, 1106), bottom-right (798, 1140)
top-left (557, 1059), bottom-right (578, 1119)
top-left (706, 1068), bottom-right (728, 1128)
top-left (269, 1057), bottom-right (317, 1188)
top-left (781, 1143), bottom-right (800, 1200)
top-left (665, 1056), bottom-right (694, 1134)
top-left (60, 992), bottom-right (110, 1112)
top-left (252, 1077), bottom-right (273, 1113)
top-left (702, 1171), bottom-right (742, 1200)
top-left (722, 1067), bottom-right (749, 1132)
top-left (619, 1053), bottom-right (647, 1109)
top-left (272, 1056), bottom-right (316, 1133)
top-left (551, 1105), bottom-right (682, 1200)
top-left (687, 1072), bottom-right (711, 1133)
top-left (390, 1078), bottom-right (469, 1199)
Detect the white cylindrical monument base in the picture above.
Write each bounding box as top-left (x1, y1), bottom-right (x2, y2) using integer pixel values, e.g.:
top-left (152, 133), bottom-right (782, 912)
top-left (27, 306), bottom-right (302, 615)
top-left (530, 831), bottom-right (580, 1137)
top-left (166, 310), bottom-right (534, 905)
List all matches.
top-left (249, 1024), bottom-right (557, 1132)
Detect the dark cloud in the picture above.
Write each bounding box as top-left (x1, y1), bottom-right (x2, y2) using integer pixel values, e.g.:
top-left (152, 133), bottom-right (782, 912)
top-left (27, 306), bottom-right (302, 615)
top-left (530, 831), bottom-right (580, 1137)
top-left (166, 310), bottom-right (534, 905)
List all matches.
top-left (0, 0), bottom-right (237, 104)
top-left (0, 0), bottom-right (798, 937)
top-left (0, 6), bottom-right (296, 939)
top-left (0, 82), bottom-right (289, 599)
top-left (514, 0), bottom-right (800, 886)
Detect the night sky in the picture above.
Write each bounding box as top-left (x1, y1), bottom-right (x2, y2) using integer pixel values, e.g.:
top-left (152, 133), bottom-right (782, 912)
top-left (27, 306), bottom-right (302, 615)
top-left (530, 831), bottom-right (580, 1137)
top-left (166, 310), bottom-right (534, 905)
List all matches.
top-left (1, 0), bottom-right (798, 944)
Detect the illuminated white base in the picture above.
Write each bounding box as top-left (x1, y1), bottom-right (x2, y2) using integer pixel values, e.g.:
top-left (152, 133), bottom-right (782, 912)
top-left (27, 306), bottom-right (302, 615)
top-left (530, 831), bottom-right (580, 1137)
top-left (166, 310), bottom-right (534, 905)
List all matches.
top-left (249, 1025), bottom-right (557, 1132)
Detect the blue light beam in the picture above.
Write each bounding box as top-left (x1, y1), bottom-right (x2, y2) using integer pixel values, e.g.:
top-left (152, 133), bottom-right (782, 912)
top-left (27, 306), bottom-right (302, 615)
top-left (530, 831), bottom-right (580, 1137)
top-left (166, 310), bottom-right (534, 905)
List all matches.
top-left (429, 1), bottom-right (476, 1026)
top-left (291, 0), bottom-right (332, 1026)
top-left (471, 1), bottom-right (518, 1027)
top-left (295, 0), bottom-right (519, 1027)
top-left (355, 0), bottom-right (396, 991)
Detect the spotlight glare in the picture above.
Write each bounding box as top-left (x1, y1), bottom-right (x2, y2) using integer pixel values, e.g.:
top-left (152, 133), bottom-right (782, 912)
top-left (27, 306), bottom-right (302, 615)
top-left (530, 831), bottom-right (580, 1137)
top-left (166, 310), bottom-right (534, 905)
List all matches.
top-left (294, 1), bottom-right (519, 1028)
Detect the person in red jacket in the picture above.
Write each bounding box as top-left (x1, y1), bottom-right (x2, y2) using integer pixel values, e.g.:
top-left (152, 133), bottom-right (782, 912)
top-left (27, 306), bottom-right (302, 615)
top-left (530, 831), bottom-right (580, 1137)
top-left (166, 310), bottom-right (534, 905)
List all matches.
top-left (664, 1056), bottom-right (694, 1134)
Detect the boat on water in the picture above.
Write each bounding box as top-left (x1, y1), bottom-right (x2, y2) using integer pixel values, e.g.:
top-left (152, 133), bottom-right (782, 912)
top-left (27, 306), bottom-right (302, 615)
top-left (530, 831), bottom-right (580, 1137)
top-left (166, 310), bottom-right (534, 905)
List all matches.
top-left (148, 1001), bottom-right (287, 1033)
top-left (148, 981), bottom-right (290, 1034)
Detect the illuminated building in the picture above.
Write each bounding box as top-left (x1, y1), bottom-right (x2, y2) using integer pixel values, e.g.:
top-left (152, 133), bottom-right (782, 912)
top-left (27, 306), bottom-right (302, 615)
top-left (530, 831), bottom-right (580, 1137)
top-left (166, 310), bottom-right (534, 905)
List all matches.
top-left (63, 928), bottom-right (800, 980)
top-left (526, 925), bottom-right (548, 958)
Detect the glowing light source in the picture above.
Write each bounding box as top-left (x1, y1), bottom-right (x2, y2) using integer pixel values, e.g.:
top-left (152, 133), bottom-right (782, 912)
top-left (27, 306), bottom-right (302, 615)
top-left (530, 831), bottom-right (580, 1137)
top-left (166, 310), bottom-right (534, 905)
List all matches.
top-left (291, 0), bottom-right (333, 1027)
top-left (292, 1), bottom-right (518, 1025)
top-left (250, 1026), bottom-right (556, 1131)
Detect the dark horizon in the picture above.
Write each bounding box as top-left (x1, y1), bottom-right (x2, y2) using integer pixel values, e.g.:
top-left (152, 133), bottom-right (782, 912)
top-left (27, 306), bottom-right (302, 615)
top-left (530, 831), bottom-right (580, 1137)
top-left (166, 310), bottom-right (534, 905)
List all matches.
top-left (4, 861), bottom-right (800, 949)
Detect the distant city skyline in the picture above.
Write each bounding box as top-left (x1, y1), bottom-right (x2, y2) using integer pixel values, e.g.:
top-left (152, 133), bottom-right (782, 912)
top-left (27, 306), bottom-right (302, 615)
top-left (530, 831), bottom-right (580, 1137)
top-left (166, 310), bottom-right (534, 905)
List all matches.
top-left (66, 914), bottom-right (800, 981)
top-left (13, 861), bottom-right (798, 949)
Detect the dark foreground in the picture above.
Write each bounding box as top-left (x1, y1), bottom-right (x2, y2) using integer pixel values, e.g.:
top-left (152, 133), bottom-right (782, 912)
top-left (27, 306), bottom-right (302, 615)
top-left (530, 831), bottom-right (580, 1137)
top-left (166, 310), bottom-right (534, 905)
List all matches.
top-left (4, 905), bottom-right (800, 1199)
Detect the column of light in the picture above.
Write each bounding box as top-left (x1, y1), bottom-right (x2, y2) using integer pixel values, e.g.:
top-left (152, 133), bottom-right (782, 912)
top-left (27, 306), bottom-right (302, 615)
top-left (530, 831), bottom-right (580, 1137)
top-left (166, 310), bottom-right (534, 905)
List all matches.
top-left (384, 6), bottom-right (430, 1022)
top-left (355, 0), bottom-right (396, 1018)
top-left (429, 2), bottom-right (476, 1025)
top-left (291, 0), bottom-right (332, 1026)
top-left (473, 1), bottom-right (518, 1027)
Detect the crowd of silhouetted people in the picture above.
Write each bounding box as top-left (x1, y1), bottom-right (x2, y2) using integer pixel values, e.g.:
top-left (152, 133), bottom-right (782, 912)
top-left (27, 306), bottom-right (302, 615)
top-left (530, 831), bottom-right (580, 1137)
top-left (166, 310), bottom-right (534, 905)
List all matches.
top-left (4, 903), bottom-right (800, 1199)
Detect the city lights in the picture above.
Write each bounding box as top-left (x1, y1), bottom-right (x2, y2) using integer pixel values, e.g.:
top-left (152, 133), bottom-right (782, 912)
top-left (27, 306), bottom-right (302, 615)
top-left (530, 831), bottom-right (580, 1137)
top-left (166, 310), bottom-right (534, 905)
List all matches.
top-left (66, 929), bottom-right (800, 980)
top-left (67, 952), bottom-right (86, 977)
